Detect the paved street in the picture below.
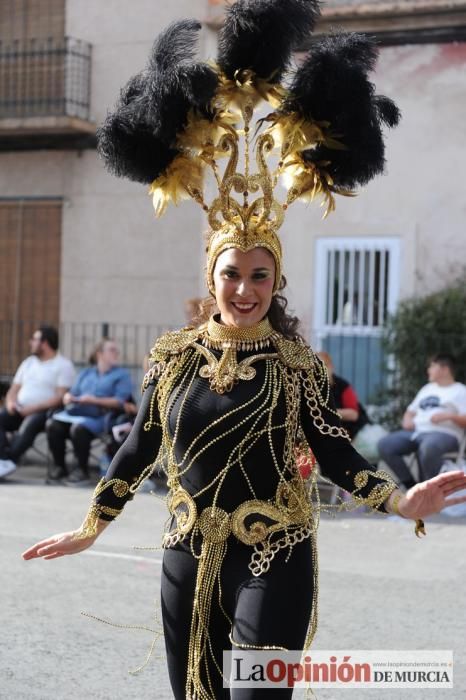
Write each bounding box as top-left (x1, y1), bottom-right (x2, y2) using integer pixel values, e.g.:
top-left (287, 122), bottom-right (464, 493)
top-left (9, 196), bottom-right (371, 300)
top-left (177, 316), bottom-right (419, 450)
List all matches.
top-left (2, 462), bottom-right (465, 700)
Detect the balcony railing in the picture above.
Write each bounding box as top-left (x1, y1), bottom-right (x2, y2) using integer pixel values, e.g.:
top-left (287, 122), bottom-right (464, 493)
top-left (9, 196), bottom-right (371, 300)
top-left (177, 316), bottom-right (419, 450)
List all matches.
top-left (0, 36), bottom-right (92, 120)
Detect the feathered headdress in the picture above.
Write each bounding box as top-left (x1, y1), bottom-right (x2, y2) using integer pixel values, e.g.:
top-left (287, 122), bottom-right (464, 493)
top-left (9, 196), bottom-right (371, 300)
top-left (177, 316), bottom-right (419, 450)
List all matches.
top-left (97, 0), bottom-right (400, 292)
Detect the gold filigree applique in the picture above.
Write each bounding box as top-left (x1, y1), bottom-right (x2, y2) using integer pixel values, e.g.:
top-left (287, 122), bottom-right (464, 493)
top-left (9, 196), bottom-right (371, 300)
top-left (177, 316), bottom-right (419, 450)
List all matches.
top-left (92, 476), bottom-right (130, 499)
top-left (162, 479), bottom-right (312, 552)
top-left (195, 342), bottom-right (277, 394)
top-left (72, 503), bottom-right (123, 540)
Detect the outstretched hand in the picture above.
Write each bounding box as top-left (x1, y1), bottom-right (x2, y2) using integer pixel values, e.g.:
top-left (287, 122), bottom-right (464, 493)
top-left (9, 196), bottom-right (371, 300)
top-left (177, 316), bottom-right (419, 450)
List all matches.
top-left (399, 470), bottom-right (466, 520)
top-left (22, 531), bottom-right (97, 561)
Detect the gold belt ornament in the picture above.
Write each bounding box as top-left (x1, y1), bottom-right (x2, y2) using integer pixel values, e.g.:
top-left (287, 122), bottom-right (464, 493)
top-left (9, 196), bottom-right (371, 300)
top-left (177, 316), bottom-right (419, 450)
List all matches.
top-left (164, 478), bottom-right (312, 548)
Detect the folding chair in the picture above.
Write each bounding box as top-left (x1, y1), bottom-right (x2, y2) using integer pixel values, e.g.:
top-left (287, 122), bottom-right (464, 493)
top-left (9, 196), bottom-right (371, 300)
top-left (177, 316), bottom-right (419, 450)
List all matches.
top-left (408, 431), bottom-right (466, 481)
top-left (443, 433), bottom-right (466, 466)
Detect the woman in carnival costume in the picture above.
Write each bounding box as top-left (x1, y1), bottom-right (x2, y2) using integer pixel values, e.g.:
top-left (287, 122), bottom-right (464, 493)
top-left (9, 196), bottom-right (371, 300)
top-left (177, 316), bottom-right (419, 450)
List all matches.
top-left (23, 2), bottom-right (466, 698)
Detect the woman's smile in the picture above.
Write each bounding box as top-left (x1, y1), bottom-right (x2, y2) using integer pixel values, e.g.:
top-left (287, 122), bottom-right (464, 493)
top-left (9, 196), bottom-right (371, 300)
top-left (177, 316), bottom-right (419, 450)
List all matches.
top-left (230, 301), bottom-right (258, 314)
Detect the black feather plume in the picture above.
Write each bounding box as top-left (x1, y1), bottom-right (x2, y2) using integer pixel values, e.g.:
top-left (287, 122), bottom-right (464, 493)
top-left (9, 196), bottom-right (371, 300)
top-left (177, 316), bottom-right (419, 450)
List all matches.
top-left (283, 33), bottom-right (401, 188)
top-left (97, 20), bottom-right (218, 185)
top-left (145, 19), bottom-right (218, 142)
top-left (96, 111), bottom-right (179, 185)
top-left (374, 95), bottom-right (401, 128)
top-left (218, 0), bottom-right (320, 83)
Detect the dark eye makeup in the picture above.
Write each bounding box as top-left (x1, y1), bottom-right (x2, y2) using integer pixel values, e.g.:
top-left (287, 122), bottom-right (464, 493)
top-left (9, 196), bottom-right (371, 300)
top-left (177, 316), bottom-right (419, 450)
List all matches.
top-left (220, 267), bottom-right (272, 280)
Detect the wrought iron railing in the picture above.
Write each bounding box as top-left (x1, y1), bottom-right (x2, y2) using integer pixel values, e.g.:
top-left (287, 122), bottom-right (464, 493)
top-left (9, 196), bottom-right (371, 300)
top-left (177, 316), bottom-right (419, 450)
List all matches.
top-left (0, 36), bottom-right (92, 120)
top-left (1, 320), bottom-right (463, 413)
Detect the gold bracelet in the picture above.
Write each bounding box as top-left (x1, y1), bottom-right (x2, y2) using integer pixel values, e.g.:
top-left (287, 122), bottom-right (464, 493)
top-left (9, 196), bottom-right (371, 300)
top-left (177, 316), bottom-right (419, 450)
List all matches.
top-left (391, 493), bottom-right (404, 516)
top-left (391, 493), bottom-right (426, 538)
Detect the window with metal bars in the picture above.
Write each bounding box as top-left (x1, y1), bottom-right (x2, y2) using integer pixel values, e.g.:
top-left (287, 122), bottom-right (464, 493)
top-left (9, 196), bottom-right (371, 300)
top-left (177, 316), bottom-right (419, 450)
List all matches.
top-left (314, 237), bottom-right (400, 333)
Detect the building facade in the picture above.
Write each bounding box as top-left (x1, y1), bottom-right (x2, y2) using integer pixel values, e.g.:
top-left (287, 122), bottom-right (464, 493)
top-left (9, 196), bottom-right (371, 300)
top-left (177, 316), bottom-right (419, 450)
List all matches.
top-left (1, 0), bottom-right (465, 398)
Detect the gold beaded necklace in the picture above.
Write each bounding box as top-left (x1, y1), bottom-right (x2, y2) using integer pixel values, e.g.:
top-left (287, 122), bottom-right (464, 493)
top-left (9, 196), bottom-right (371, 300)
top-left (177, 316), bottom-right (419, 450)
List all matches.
top-left (199, 314), bottom-right (280, 351)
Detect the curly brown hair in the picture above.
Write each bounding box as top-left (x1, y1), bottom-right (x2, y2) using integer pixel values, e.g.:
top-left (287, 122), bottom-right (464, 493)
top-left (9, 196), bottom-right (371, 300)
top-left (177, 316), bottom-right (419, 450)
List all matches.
top-left (190, 276), bottom-right (303, 341)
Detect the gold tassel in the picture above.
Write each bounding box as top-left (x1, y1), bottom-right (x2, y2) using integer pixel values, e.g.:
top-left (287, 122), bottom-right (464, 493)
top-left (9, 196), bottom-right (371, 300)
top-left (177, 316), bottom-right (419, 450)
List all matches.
top-left (186, 539), bottom-right (228, 699)
top-left (415, 519), bottom-right (426, 537)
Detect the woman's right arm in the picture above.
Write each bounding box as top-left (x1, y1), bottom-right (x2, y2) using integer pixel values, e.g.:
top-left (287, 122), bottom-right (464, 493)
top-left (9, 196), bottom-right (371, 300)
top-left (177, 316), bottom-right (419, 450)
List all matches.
top-left (22, 380), bottom-right (163, 561)
top-left (22, 519), bottom-right (110, 560)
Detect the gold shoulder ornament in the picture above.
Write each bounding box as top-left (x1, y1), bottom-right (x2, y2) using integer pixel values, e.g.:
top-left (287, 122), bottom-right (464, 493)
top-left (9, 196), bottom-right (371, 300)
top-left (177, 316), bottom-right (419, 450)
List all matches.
top-left (273, 336), bottom-right (314, 371)
top-left (141, 327), bottom-right (201, 393)
top-left (149, 326), bottom-right (200, 363)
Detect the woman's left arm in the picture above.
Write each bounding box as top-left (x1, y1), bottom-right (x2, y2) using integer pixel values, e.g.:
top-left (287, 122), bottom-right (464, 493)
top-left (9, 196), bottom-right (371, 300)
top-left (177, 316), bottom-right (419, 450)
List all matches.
top-left (299, 364), bottom-right (397, 512)
top-left (299, 362), bottom-right (466, 520)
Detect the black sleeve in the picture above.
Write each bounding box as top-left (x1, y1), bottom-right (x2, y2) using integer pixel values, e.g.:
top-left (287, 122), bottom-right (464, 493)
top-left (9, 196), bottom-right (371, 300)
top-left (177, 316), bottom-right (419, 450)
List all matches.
top-left (299, 365), bottom-right (396, 511)
top-left (92, 380), bottom-right (163, 520)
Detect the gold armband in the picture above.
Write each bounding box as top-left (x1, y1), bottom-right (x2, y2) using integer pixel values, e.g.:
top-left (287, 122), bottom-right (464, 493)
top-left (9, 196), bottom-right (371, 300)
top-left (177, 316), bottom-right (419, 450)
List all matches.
top-left (72, 503), bottom-right (121, 540)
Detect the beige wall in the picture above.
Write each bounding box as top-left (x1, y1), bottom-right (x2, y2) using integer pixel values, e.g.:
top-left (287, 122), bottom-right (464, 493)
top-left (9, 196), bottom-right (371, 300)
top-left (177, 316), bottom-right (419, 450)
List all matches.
top-left (61, 0), bottom-right (208, 326)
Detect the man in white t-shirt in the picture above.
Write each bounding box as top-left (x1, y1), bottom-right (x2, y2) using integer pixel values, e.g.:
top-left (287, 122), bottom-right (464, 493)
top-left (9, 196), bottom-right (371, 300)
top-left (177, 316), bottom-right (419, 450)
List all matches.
top-left (0, 326), bottom-right (75, 479)
top-left (378, 354), bottom-right (466, 488)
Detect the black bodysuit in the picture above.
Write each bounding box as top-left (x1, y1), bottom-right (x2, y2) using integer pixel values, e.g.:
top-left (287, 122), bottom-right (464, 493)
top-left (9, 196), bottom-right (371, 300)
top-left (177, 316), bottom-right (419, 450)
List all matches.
top-left (90, 324), bottom-right (396, 699)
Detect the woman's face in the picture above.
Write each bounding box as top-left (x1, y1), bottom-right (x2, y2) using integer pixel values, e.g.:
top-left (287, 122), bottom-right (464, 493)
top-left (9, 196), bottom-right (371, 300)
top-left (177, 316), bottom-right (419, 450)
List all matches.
top-left (213, 247), bottom-right (275, 328)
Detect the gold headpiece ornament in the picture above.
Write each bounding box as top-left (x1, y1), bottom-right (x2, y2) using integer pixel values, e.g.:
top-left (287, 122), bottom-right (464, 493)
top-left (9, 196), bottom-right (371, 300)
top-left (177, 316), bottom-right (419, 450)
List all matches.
top-left (98, 10), bottom-right (399, 295)
top-left (149, 68), bottom-right (353, 294)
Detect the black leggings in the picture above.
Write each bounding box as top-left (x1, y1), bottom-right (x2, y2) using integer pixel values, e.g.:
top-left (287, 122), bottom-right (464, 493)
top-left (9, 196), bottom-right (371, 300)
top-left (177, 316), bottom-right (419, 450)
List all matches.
top-left (46, 418), bottom-right (94, 472)
top-left (161, 535), bottom-right (314, 699)
top-left (0, 408), bottom-right (47, 461)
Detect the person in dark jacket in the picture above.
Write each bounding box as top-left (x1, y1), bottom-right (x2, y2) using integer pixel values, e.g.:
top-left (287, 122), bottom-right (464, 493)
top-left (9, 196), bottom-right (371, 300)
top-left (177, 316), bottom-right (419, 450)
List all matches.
top-left (317, 351), bottom-right (370, 440)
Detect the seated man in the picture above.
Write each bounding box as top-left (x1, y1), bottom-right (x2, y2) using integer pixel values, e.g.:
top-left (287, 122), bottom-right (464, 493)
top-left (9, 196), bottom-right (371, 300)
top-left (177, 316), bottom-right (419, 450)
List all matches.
top-left (0, 326), bottom-right (75, 479)
top-left (46, 338), bottom-right (132, 486)
top-left (378, 353), bottom-right (466, 489)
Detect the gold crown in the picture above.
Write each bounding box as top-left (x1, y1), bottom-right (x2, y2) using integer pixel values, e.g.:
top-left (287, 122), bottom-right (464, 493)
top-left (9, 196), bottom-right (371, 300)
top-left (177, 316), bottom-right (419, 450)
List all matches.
top-left (149, 68), bottom-right (352, 293)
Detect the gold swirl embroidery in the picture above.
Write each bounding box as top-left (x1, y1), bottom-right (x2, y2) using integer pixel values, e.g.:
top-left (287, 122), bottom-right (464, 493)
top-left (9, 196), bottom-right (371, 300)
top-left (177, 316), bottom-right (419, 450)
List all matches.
top-left (351, 469), bottom-right (397, 510)
top-left (163, 487), bottom-right (198, 548)
top-left (231, 478), bottom-right (312, 545)
top-left (93, 477), bottom-right (130, 499)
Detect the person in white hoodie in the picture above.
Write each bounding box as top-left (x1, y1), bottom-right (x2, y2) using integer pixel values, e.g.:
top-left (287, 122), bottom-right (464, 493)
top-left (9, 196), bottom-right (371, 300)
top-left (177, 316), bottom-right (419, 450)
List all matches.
top-left (378, 354), bottom-right (466, 488)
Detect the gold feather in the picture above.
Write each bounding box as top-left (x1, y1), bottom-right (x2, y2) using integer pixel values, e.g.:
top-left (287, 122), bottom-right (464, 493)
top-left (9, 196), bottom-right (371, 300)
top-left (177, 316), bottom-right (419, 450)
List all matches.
top-left (149, 155), bottom-right (205, 218)
top-left (281, 155), bottom-right (355, 218)
top-left (216, 70), bottom-right (288, 115)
